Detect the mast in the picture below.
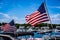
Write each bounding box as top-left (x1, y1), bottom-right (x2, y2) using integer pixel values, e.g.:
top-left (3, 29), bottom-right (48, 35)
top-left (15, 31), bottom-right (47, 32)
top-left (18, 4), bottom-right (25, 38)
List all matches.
top-left (44, 0), bottom-right (53, 29)
top-left (44, 0), bottom-right (56, 40)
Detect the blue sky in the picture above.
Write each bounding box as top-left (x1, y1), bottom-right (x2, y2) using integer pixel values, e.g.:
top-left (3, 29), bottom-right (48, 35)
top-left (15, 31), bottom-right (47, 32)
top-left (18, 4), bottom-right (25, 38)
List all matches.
top-left (0, 0), bottom-right (60, 24)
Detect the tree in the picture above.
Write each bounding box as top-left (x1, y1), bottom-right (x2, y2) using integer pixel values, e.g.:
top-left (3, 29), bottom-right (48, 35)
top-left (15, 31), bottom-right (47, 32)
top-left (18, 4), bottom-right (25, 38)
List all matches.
top-left (0, 23), bottom-right (2, 26)
top-left (36, 23), bottom-right (47, 27)
top-left (15, 24), bottom-right (20, 29)
top-left (2, 22), bottom-right (7, 25)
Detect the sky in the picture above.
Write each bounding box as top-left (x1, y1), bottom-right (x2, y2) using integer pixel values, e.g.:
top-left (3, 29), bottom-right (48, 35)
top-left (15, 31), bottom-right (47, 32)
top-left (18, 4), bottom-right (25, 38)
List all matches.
top-left (0, 0), bottom-right (60, 24)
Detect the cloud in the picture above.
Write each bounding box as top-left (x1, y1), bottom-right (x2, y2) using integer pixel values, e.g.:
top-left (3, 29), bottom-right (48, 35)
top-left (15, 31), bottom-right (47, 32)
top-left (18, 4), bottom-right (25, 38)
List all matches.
top-left (51, 14), bottom-right (60, 20)
top-left (13, 16), bottom-right (26, 24)
top-left (48, 6), bottom-right (60, 9)
top-left (0, 13), bottom-right (11, 23)
top-left (0, 18), bottom-right (10, 23)
top-left (0, 13), bottom-right (26, 24)
top-left (50, 13), bottom-right (60, 24)
top-left (3, 14), bottom-right (10, 19)
top-left (0, 13), bottom-right (10, 19)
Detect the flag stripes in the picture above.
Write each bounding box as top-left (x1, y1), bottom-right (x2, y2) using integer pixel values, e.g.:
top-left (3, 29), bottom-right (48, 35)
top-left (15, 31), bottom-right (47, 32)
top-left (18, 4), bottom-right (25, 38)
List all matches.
top-left (25, 3), bottom-right (49, 26)
top-left (26, 12), bottom-right (49, 26)
top-left (27, 13), bottom-right (48, 23)
top-left (1, 20), bottom-right (16, 32)
top-left (31, 19), bottom-right (49, 26)
top-left (2, 24), bottom-right (16, 32)
top-left (29, 17), bottom-right (49, 24)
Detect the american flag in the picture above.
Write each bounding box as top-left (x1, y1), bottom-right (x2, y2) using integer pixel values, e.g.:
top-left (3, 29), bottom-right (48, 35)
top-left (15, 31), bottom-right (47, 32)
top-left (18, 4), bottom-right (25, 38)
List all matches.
top-left (1, 20), bottom-right (16, 32)
top-left (26, 3), bottom-right (49, 26)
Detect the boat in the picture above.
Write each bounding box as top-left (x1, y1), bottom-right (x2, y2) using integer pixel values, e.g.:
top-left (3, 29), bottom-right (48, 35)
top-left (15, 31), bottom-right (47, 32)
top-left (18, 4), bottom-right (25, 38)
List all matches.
top-left (37, 27), bottom-right (52, 34)
top-left (55, 26), bottom-right (60, 32)
top-left (0, 32), bottom-right (34, 40)
top-left (0, 32), bottom-right (18, 40)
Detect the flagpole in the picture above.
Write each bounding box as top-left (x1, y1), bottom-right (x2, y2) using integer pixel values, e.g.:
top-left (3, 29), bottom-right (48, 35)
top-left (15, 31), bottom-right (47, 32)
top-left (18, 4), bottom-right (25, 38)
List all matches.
top-left (44, 0), bottom-right (57, 40)
top-left (44, 0), bottom-right (53, 29)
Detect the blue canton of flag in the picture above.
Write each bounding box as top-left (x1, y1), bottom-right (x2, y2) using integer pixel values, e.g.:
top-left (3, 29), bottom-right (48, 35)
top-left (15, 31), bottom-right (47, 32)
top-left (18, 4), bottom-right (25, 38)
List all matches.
top-left (9, 20), bottom-right (14, 26)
